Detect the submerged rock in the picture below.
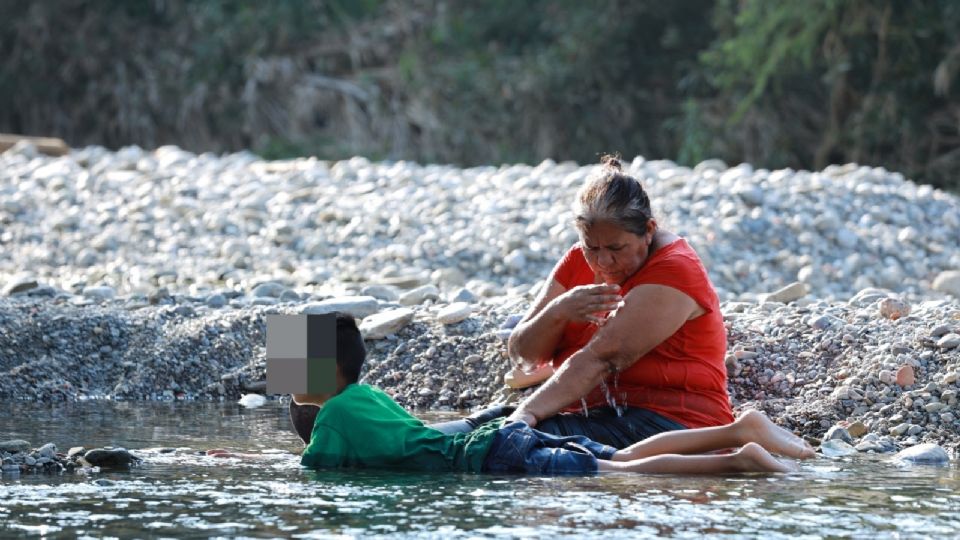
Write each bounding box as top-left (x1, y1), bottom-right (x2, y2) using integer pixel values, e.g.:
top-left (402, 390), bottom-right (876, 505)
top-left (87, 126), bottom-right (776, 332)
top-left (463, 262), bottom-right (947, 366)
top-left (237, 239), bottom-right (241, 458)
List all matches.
top-left (0, 440), bottom-right (31, 453)
top-left (820, 439), bottom-right (858, 457)
top-left (894, 443), bottom-right (950, 465)
top-left (82, 448), bottom-right (142, 468)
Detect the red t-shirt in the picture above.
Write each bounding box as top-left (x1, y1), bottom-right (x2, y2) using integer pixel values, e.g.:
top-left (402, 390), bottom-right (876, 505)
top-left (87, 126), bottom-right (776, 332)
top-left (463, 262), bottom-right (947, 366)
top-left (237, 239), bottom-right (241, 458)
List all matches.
top-left (552, 239), bottom-right (733, 428)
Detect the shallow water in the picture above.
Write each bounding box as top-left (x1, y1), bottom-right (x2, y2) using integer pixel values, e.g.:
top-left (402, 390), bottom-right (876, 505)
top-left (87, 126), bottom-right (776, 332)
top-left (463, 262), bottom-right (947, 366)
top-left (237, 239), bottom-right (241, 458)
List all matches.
top-left (2, 401), bottom-right (959, 538)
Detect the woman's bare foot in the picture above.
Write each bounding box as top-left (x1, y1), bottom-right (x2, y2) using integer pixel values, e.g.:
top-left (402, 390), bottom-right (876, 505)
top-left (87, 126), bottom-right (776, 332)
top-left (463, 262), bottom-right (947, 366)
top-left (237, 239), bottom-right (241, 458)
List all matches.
top-left (735, 409), bottom-right (815, 459)
top-left (504, 363), bottom-right (555, 389)
top-left (734, 442), bottom-right (798, 473)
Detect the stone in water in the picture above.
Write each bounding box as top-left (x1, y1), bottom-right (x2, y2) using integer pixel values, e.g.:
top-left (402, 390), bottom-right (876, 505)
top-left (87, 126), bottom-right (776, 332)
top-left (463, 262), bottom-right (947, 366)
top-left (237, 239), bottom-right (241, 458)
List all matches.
top-left (894, 443), bottom-right (949, 465)
top-left (238, 394), bottom-right (267, 408)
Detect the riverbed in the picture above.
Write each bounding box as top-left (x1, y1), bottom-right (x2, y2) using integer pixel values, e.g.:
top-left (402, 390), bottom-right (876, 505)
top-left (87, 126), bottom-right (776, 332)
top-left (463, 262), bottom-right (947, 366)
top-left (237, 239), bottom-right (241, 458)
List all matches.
top-left (2, 401), bottom-right (957, 538)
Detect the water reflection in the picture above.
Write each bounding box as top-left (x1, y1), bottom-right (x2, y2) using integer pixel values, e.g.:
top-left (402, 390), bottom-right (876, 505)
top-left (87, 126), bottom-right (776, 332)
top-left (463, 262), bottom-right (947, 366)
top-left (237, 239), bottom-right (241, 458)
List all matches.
top-left (1, 401), bottom-right (958, 537)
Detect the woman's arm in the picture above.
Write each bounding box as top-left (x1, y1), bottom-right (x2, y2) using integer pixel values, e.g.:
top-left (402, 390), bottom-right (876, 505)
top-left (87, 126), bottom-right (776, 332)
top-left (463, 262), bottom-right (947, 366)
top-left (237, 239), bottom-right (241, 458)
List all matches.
top-left (507, 284), bottom-right (699, 426)
top-left (508, 279), bottom-right (623, 371)
top-left (507, 279), bottom-right (570, 371)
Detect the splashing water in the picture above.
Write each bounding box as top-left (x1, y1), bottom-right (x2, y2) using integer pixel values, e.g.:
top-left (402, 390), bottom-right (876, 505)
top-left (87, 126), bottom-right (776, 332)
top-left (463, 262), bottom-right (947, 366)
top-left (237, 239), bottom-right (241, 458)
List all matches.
top-left (599, 376), bottom-right (624, 417)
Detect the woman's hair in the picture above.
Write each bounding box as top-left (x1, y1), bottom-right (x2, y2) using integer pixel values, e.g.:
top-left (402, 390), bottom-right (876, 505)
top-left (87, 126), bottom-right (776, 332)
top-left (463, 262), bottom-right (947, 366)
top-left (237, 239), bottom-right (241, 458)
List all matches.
top-left (573, 155), bottom-right (653, 236)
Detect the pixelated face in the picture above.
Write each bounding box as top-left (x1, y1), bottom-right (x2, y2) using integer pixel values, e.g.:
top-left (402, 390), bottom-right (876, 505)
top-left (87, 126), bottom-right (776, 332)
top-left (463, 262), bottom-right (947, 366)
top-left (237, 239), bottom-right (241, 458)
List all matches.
top-left (579, 220), bottom-right (654, 285)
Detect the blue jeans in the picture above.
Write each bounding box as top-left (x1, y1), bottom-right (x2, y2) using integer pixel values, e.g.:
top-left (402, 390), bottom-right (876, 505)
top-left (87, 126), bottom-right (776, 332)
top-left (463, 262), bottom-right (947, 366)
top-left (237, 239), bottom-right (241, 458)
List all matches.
top-left (482, 421), bottom-right (618, 474)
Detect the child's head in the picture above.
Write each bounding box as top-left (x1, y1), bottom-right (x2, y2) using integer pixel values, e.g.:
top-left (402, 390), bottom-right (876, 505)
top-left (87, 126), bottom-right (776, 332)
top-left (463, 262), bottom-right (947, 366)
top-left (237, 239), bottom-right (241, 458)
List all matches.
top-left (334, 312), bottom-right (366, 387)
top-left (289, 312), bottom-right (367, 445)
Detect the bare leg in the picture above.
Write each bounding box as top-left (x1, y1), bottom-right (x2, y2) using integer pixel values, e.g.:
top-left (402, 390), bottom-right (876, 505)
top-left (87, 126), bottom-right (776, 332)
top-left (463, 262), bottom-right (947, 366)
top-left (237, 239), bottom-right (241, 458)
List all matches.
top-left (600, 442), bottom-right (797, 474)
top-left (612, 409), bottom-right (814, 462)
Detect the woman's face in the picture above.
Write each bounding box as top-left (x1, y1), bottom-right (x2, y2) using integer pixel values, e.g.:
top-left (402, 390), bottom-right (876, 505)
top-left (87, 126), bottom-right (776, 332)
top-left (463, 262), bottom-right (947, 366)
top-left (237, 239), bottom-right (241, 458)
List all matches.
top-left (579, 220), bottom-right (653, 285)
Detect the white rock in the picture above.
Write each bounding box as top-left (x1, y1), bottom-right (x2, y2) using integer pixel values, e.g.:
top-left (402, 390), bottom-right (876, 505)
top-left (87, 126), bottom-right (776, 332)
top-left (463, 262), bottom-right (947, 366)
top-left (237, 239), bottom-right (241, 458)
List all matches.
top-left (894, 443), bottom-right (949, 464)
top-left (762, 281), bottom-right (807, 304)
top-left (359, 308), bottom-right (415, 339)
top-left (252, 282), bottom-right (287, 298)
top-left (437, 302), bottom-right (473, 325)
top-left (3, 274), bottom-right (38, 295)
top-left (82, 286), bottom-right (116, 301)
top-left (451, 287), bottom-right (478, 303)
top-left (431, 267), bottom-right (467, 287)
top-left (835, 227), bottom-right (858, 249)
top-left (302, 296), bottom-right (380, 319)
top-left (932, 270), bottom-right (960, 296)
top-left (238, 394), bottom-right (267, 408)
top-left (877, 297), bottom-right (910, 320)
top-left (820, 439), bottom-right (858, 457)
top-left (4, 140), bottom-right (38, 158)
top-left (504, 249), bottom-right (527, 270)
top-left (937, 333), bottom-right (960, 350)
top-left (399, 284), bottom-right (440, 306)
top-left (37, 443), bottom-right (57, 459)
top-left (361, 284), bottom-right (400, 302)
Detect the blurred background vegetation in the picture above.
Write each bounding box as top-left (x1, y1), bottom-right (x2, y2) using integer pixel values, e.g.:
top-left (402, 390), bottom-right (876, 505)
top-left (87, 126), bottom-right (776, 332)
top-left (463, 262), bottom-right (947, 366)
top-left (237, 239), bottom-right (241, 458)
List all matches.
top-left (2, 0), bottom-right (959, 189)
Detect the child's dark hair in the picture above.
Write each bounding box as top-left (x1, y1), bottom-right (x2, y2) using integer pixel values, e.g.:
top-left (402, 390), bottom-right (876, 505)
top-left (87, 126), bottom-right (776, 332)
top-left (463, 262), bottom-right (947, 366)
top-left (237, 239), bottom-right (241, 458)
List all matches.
top-left (336, 312), bottom-right (366, 384)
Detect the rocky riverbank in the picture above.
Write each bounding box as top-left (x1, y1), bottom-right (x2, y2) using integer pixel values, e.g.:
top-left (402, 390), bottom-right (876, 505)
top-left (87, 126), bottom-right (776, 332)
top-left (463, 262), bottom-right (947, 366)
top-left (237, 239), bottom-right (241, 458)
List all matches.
top-left (2, 142), bottom-right (960, 456)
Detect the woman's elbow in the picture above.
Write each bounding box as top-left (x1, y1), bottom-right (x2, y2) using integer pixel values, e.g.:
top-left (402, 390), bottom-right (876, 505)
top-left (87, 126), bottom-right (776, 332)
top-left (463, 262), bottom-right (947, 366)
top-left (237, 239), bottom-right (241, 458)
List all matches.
top-left (584, 341), bottom-right (635, 375)
top-left (507, 329), bottom-right (541, 367)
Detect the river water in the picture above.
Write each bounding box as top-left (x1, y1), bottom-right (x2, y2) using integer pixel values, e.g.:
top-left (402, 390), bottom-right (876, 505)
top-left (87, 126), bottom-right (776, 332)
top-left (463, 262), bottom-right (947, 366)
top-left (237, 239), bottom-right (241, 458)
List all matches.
top-left (2, 401), bottom-right (958, 538)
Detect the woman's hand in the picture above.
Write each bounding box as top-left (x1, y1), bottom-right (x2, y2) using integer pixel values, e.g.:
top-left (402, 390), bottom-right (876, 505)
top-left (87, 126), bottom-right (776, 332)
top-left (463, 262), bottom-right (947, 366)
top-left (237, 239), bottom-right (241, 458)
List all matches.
top-left (505, 409), bottom-right (538, 427)
top-left (550, 283), bottom-right (622, 326)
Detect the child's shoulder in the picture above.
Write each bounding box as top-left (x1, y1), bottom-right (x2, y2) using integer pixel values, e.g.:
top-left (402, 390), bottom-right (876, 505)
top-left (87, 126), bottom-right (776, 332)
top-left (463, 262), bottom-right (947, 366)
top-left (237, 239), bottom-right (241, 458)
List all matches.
top-left (323, 384), bottom-right (395, 411)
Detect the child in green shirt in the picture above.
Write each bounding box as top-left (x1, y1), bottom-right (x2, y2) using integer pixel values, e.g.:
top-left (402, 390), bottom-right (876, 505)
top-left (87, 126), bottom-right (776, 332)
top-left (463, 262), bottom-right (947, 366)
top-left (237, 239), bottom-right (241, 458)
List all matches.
top-left (209, 314), bottom-right (813, 474)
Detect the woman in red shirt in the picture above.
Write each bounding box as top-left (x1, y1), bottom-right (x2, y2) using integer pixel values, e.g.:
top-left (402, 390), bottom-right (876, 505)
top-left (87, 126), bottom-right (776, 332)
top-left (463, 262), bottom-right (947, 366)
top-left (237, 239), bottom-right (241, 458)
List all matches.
top-left (505, 156), bottom-right (733, 448)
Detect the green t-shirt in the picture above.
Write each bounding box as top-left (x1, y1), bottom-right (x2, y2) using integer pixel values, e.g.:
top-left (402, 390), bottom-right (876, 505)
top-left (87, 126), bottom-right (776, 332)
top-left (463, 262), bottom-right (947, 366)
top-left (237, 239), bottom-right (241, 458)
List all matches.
top-left (300, 384), bottom-right (502, 472)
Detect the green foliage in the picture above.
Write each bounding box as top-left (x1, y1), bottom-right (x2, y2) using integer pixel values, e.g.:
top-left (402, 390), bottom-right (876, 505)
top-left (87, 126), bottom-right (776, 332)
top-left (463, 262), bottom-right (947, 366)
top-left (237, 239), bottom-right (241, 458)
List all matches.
top-left (2, 0), bottom-right (960, 190)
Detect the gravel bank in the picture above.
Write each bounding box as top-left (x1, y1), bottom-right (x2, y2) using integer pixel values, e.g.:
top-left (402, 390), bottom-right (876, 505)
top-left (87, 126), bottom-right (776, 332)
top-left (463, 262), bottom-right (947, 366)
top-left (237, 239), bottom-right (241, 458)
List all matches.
top-left (2, 142), bottom-right (960, 454)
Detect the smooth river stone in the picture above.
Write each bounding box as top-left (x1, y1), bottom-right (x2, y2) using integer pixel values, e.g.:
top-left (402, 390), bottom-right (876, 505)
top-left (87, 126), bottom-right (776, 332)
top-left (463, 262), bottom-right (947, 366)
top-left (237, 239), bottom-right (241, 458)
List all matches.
top-left (82, 286), bottom-right (116, 300)
top-left (360, 308), bottom-right (415, 339)
top-left (252, 282), bottom-right (287, 298)
top-left (820, 439), bottom-right (858, 457)
top-left (399, 284), bottom-right (440, 306)
top-left (762, 281), bottom-right (808, 304)
top-left (0, 440), bottom-right (31, 453)
top-left (878, 297), bottom-right (910, 320)
top-left (361, 284), bottom-right (400, 302)
top-left (82, 448), bottom-right (141, 468)
top-left (824, 425), bottom-right (853, 444)
top-left (437, 302), bottom-right (473, 325)
top-left (932, 270), bottom-right (960, 297)
top-left (2, 275), bottom-right (38, 296)
top-left (896, 365), bottom-right (915, 387)
top-left (894, 443), bottom-right (950, 465)
top-left (301, 296), bottom-right (380, 319)
top-left (937, 333), bottom-right (960, 350)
